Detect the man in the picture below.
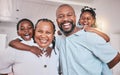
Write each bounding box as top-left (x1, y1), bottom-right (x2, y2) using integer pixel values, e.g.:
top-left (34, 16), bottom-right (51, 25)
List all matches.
top-left (56, 4), bottom-right (120, 75)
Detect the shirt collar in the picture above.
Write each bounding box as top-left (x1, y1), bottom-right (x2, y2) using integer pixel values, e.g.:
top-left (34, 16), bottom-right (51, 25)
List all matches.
top-left (73, 29), bottom-right (85, 36)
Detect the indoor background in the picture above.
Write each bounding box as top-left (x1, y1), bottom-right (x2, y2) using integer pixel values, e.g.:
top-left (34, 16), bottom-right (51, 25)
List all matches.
top-left (0, 0), bottom-right (120, 75)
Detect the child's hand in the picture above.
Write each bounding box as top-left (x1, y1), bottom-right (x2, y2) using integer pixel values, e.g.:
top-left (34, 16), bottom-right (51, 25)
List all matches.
top-left (44, 47), bottom-right (52, 57)
top-left (30, 46), bottom-right (43, 57)
top-left (83, 25), bottom-right (94, 32)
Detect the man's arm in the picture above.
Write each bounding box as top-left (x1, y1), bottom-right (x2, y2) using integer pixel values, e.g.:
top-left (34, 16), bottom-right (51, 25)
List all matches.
top-left (107, 53), bottom-right (120, 68)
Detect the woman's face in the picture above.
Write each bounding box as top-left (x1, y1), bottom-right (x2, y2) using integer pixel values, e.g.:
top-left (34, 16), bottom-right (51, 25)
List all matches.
top-left (18, 21), bottom-right (34, 41)
top-left (79, 12), bottom-right (95, 27)
top-left (34, 21), bottom-right (54, 48)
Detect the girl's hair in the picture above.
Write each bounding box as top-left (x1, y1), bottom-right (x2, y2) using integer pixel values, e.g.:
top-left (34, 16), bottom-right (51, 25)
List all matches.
top-left (17, 18), bottom-right (34, 30)
top-left (35, 18), bottom-right (56, 49)
top-left (80, 6), bottom-right (96, 19)
top-left (79, 6), bottom-right (97, 27)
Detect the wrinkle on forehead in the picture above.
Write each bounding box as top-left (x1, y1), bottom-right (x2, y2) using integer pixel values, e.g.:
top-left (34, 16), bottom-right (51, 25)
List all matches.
top-left (56, 4), bottom-right (75, 16)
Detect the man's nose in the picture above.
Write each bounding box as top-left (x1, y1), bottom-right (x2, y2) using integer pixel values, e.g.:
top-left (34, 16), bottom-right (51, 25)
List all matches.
top-left (63, 15), bottom-right (69, 21)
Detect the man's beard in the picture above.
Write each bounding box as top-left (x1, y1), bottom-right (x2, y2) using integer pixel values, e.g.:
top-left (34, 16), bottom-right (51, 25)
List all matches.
top-left (59, 21), bottom-right (75, 34)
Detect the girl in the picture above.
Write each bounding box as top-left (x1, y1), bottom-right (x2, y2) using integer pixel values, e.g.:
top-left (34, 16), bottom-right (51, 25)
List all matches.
top-left (78, 6), bottom-right (110, 42)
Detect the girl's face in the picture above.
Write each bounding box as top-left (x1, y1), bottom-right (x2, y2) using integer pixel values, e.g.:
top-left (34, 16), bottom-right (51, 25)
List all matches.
top-left (79, 12), bottom-right (95, 27)
top-left (34, 21), bottom-right (54, 48)
top-left (18, 21), bottom-right (34, 41)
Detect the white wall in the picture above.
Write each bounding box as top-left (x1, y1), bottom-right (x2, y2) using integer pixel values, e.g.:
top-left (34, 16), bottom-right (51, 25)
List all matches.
top-left (110, 33), bottom-right (120, 75)
top-left (90, 0), bottom-right (120, 75)
top-left (91, 0), bottom-right (120, 34)
top-left (0, 34), bottom-right (7, 50)
top-left (0, 22), bottom-right (17, 45)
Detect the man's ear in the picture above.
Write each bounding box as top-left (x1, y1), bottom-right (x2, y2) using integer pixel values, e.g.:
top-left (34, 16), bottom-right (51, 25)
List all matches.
top-left (56, 19), bottom-right (60, 28)
top-left (56, 19), bottom-right (58, 25)
top-left (75, 15), bottom-right (76, 22)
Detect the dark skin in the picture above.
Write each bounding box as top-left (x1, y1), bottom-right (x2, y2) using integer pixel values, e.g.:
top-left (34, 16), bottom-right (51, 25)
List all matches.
top-left (107, 53), bottom-right (120, 68)
top-left (9, 20), bottom-right (53, 57)
top-left (56, 4), bottom-right (120, 69)
top-left (9, 39), bottom-right (52, 57)
top-left (9, 38), bottom-right (43, 57)
top-left (79, 11), bottom-right (110, 42)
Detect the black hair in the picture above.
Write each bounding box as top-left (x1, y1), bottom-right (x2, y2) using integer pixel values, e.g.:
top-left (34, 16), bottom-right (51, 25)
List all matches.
top-left (35, 18), bottom-right (56, 49)
top-left (17, 18), bottom-right (34, 31)
top-left (80, 6), bottom-right (96, 19)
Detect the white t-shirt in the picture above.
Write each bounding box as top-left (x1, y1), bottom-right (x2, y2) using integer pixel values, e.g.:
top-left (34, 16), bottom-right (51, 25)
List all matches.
top-left (0, 39), bottom-right (59, 75)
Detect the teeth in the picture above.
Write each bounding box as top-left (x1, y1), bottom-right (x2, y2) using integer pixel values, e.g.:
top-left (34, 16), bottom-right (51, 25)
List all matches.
top-left (40, 39), bottom-right (47, 44)
top-left (83, 22), bottom-right (88, 25)
top-left (64, 23), bottom-right (70, 25)
top-left (25, 33), bottom-right (29, 36)
top-left (63, 23), bottom-right (71, 28)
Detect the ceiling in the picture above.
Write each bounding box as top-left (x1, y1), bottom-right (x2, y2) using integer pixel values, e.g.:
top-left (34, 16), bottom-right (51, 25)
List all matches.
top-left (0, 0), bottom-right (94, 23)
top-left (0, 0), bottom-right (120, 34)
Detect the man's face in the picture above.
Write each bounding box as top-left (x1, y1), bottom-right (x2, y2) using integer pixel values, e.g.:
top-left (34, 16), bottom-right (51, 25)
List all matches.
top-left (56, 5), bottom-right (76, 35)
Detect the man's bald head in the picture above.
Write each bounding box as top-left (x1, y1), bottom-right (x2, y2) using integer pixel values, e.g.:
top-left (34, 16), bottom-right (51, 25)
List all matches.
top-left (56, 4), bottom-right (75, 17)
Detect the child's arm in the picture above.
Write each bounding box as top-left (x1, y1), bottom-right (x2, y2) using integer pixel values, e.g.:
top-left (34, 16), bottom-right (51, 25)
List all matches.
top-left (9, 38), bottom-right (43, 57)
top-left (84, 25), bottom-right (110, 42)
top-left (44, 47), bottom-right (52, 57)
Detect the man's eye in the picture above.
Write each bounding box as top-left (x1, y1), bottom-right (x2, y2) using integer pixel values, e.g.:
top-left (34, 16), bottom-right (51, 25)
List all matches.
top-left (58, 15), bottom-right (64, 18)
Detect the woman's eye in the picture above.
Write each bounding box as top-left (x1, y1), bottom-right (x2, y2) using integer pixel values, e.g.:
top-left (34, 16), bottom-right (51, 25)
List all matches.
top-left (45, 31), bottom-right (50, 34)
top-left (37, 30), bottom-right (42, 33)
